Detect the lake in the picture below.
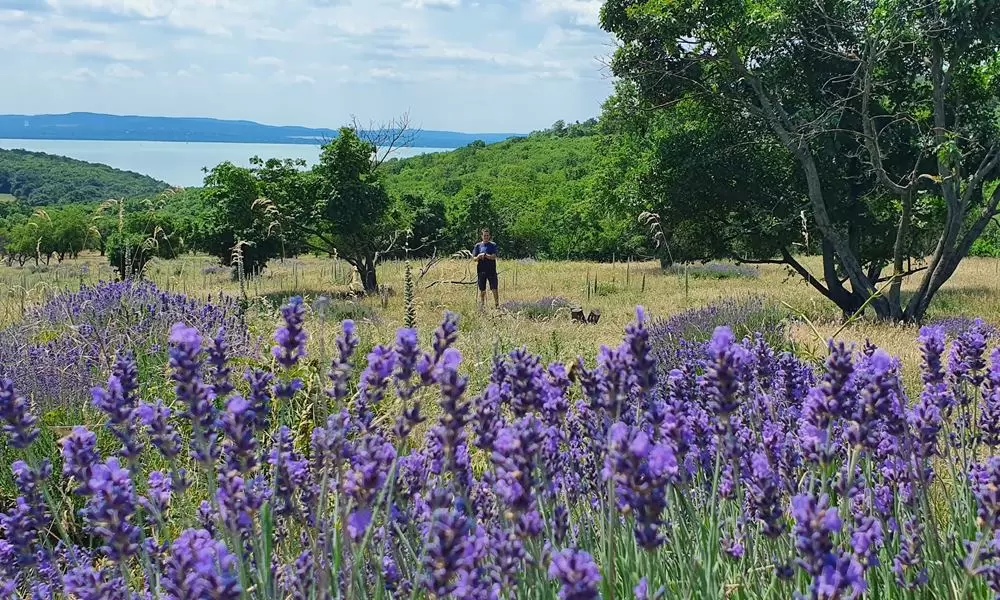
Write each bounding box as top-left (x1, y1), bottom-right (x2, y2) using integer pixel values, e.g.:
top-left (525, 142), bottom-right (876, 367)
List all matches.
top-left (0, 139), bottom-right (446, 188)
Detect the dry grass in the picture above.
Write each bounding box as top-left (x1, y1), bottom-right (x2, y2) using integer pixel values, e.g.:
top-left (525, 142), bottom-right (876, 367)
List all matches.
top-left (2, 253), bottom-right (999, 390)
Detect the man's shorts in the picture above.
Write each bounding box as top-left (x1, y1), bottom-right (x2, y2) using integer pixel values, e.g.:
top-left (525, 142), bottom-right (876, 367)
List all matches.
top-left (477, 270), bottom-right (498, 291)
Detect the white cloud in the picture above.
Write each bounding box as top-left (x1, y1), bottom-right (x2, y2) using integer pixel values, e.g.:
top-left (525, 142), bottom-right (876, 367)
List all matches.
top-left (62, 66), bottom-right (97, 81)
top-left (176, 63), bottom-right (201, 77)
top-left (104, 62), bottom-right (143, 77)
top-left (529, 0), bottom-right (601, 27)
top-left (404, 0), bottom-right (460, 8)
top-left (36, 38), bottom-right (152, 61)
top-left (0, 0), bottom-right (615, 131)
top-left (250, 55), bottom-right (284, 68)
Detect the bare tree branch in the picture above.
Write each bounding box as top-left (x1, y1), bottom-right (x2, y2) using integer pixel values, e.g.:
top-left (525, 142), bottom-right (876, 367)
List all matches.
top-left (351, 111), bottom-right (421, 170)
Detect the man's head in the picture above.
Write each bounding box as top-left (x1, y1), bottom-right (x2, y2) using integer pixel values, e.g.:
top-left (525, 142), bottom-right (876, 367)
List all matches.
top-left (481, 228), bottom-right (491, 242)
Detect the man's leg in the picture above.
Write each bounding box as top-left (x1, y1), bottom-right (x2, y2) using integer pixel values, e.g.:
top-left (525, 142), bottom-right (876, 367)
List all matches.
top-left (477, 272), bottom-right (487, 310)
top-left (490, 273), bottom-right (499, 308)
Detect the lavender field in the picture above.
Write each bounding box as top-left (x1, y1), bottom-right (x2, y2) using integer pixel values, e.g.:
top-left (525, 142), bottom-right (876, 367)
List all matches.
top-left (1, 265), bottom-right (1000, 598)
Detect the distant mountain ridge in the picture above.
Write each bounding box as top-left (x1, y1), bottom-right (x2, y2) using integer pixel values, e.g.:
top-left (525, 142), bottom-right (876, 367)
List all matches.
top-left (0, 112), bottom-right (524, 148)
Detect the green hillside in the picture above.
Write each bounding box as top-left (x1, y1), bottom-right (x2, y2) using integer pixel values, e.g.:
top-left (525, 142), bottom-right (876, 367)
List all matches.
top-left (381, 121), bottom-right (640, 259)
top-left (0, 148), bottom-right (169, 206)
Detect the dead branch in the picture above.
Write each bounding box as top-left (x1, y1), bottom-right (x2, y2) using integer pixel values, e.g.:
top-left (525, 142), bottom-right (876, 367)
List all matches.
top-left (350, 111), bottom-right (421, 170)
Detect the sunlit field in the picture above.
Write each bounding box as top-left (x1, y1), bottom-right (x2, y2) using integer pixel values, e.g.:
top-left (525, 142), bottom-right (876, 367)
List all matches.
top-left (3, 252), bottom-right (998, 380)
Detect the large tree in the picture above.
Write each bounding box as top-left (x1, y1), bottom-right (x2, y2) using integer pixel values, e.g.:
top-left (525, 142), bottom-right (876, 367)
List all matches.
top-left (601, 0), bottom-right (1000, 321)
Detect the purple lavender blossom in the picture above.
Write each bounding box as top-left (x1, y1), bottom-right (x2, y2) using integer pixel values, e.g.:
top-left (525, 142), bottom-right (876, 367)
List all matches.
top-left (0, 378), bottom-right (39, 448)
top-left (272, 296), bottom-right (307, 369)
top-left (432, 311), bottom-right (460, 364)
top-left (208, 328), bottom-right (234, 400)
top-left (982, 348), bottom-right (1000, 446)
top-left (328, 319), bottom-right (360, 403)
top-left (422, 492), bottom-right (473, 596)
top-left (60, 426), bottom-right (99, 494)
top-left (91, 375), bottom-right (141, 463)
top-left (356, 345), bottom-right (397, 432)
top-left (244, 368), bottom-right (274, 432)
top-left (703, 327), bottom-right (748, 418)
top-left (548, 548), bottom-right (601, 600)
top-left (603, 422), bottom-right (676, 549)
top-left (746, 451), bottom-right (784, 537)
top-left (162, 529), bottom-right (240, 600)
top-left (135, 400), bottom-right (182, 461)
top-left (221, 395), bottom-right (258, 474)
top-left (268, 426), bottom-right (309, 518)
top-left (168, 323), bottom-right (218, 464)
top-left (342, 432), bottom-right (396, 541)
top-left (84, 457), bottom-right (140, 562)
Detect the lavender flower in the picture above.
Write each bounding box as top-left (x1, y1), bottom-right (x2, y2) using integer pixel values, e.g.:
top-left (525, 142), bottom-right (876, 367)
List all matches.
top-left (328, 319), bottom-right (359, 403)
top-left (221, 395), bottom-right (258, 474)
top-left (356, 345), bottom-right (397, 432)
top-left (982, 348), bottom-right (1000, 446)
top-left (169, 323), bottom-right (218, 464)
top-left (135, 400), bottom-right (182, 461)
top-left (0, 378), bottom-right (39, 448)
top-left (84, 457), bottom-right (140, 562)
top-left (272, 296), bottom-right (307, 369)
top-left (162, 529), bottom-right (240, 600)
top-left (208, 328), bottom-right (234, 400)
top-left (60, 426), bottom-right (99, 494)
top-left (703, 327), bottom-right (748, 418)
top-left (268, 426), bottom-right (308, 518)
top-left (342, 432), bottom-right (396, 541)
top-left (422, 492), bottom-right (473, 596)
top-left (548, 548), bottom-right (601, 600)
top-left (602, 422), bottom-right (676, 549)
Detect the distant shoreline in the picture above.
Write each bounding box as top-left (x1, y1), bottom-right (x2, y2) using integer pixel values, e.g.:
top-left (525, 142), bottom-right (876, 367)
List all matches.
top-left (0, 112), bottom-right (524, 149)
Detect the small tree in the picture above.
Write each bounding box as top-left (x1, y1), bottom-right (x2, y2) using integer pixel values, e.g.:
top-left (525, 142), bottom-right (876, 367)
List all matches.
top-left (270, 117), bottom-right (416, 293)
top-left (201, 160), bottom-right (293, 276)
top-left (97, 197), bottom-right (180, 280)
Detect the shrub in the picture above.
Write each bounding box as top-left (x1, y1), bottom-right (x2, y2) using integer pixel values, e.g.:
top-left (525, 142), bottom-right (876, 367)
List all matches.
top-left (500, 296), bottom-right (573, 320)
top-left (4, 302), bottom-right (1000, 598)
top-left (648, 294), bottom-right (790, 368)
top-left (925, 315), bottom-right (998, 341)
top-left (313, 294), bottom-right (380, 323)
top-left (663, 262), bottom-right (760, 279)
top-left (0, 280), bottom-right (255, 413)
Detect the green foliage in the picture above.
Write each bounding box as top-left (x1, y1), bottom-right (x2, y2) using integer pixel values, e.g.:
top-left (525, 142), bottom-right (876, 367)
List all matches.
top-left (0, 148), bottom-right (167, 205)
top-left (599, 0), bottom-right (1000, 321)
top-left (382, 128), bottom-right (639, 259)
top-left (261, 127), bottom-right (404, 292)
top-left (201, 160), bottom-right (293, 276)
top-left (98, 197), bottom-right (183, 279)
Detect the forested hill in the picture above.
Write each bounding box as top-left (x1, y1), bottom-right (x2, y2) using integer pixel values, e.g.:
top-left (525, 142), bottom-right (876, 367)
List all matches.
top-left (0, 149), bottom-right (169, 205)
top-left (381, 119), bottom-right (641, 259)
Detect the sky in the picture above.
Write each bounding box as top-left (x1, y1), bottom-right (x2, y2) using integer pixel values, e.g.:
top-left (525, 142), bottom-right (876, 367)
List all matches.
top-left (0, 0), bottom-right (617, 133)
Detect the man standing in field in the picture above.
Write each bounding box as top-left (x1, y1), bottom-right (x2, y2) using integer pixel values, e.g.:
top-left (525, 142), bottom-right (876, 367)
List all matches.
top-left (473, 228), bottom-right (499, 310)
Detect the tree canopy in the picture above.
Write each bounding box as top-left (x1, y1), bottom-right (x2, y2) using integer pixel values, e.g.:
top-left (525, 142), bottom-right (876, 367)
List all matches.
top-left (600, 0), bottom-right (1000, 321)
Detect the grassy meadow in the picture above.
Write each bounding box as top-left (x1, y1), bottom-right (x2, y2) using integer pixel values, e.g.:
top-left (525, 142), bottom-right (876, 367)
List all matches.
top-left (3, 252), bottom-right (999, 390)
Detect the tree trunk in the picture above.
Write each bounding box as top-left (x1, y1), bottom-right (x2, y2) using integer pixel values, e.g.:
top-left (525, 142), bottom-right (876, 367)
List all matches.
top-left (355, 255), bottom-right (379, 293)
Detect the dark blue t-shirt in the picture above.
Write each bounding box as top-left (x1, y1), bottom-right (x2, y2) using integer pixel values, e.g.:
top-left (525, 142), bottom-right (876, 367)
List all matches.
top-left (473, 241), bottom-right (498, 272)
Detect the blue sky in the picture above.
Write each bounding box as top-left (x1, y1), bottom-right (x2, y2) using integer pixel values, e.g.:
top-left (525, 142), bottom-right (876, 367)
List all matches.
top-left (0, 0), bottom-right (615, 132)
